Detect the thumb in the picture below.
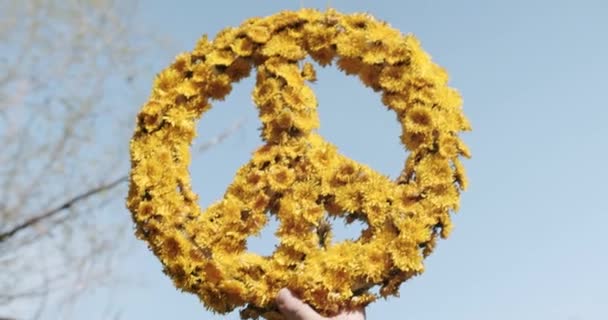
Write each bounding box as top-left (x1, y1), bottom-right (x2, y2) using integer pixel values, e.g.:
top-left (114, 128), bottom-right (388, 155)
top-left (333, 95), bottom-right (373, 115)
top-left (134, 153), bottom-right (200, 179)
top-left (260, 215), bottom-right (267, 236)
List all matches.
top-left (276, 288), bottom-right (324, 320)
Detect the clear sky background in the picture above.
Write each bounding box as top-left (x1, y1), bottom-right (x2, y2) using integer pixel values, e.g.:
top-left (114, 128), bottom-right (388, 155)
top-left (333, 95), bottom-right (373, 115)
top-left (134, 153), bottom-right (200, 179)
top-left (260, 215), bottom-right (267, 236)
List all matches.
top-left (74, 1), bottom-right (607, 319)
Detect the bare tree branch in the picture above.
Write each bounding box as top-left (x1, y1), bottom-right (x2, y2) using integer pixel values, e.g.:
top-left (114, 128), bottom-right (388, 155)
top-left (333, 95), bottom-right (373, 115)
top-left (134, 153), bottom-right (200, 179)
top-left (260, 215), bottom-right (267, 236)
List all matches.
top-left (0, 176), bottom-right (127, 243)
top-left (198, 118), bottom-right (246, 153)
top-left (0, 2), bottom-right (245, 318)
top-left (0, 117), bottom-right (245, 244)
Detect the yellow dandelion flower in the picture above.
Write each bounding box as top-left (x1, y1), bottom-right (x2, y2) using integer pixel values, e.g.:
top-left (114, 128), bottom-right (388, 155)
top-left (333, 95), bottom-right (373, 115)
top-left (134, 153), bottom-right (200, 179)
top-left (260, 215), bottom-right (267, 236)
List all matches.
top-left (358, 64), bottom-right (382, 90)
top-left (225, 57), bottom-right (251, 82)
top-left (230, 37), bottom-right (255, 57)
top-left (283, 85), bottom-right (317, 110)
top-left (264, 57), bottom-right (304, 88)
top-left (138, 101), bottom-right (164, 132)
top-left (170, 53), bottom-right (191, 73)
top-left (337, 56), bottom-right (364, 75)
top-left (361, 44), bottom-right (390, 65)
top-left (405, 106), bottom-right (435, 132)
top-left (303, 206), bottom-right (324, 225)
top-left (206, 49), bottom-right (237, 66)
top-left (437, 133), bottom-right (460, 158)
top-left (379, 65), bottom-right (408, 92)
top-left (137, 201), bottom-right (156, 218)
top-left (301, 62), bottom-right (317, 82)
top-left (213, 27), bottom-right (239, 49)
top-left (308, 47), bottom-right (336, 66)
top-left (401, 130), bottom-right (432, 153)
top-left (133, 160), bottom-right (163, 188)
top-left (416, 154), bottom-right (454, 188)
top-left (175, 78), bottom-right (199, 98)
top-left (269, 11), bottom-right (302, 32)
top-left (262, 33), bottom-right (306, 60)
top-left (192, 35), bottom-right (213, 57)
top-left (163, 108), bottom-right (196, 138)
top-left (335, 31), bottom-right (366, 58)
top-left (245, 25), bottom-right (271, 43)
top-left (268, 166), bottom-right (296, 191)
top-left (366, 22), bottom-right (401, 43)
top-left (252, 76), bottom-right (281, 107)
top-left (220, 279), bottom-right (248, 300)
top-left (381, 92), bottom-right (408, 112)
top-left (291, 111), bottom-right (319, 133)
top-left (153, 68), bottom-right (181, 94)
top-left (341, 13), bottom-right (374, 31)
top-left (203, 74), bottom-right (232, 100)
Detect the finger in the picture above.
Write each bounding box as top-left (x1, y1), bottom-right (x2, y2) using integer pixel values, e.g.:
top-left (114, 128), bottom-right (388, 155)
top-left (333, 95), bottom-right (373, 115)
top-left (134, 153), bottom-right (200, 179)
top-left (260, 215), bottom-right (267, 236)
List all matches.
top-left (276, 288), bottom-right (324, 320)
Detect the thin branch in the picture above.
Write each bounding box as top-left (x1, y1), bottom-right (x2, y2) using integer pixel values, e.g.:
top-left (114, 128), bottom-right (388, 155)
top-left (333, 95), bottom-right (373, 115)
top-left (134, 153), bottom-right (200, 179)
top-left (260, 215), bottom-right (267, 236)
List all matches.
top-left (198, 118), bottom-right (246, 153)
top-left (0, 176), bottom-right (127, 243)
top-left (0, 119), bottom-right (245, 244)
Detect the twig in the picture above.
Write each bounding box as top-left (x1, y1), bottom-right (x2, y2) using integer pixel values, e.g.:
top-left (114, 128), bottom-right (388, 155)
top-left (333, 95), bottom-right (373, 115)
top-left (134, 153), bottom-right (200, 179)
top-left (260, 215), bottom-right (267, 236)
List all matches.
top-left (0, 176), bottom-right (127, 243)
top-left (198, 118), bottom-right (245, 153)
top-left (0, 119), bottom-right (245, 243)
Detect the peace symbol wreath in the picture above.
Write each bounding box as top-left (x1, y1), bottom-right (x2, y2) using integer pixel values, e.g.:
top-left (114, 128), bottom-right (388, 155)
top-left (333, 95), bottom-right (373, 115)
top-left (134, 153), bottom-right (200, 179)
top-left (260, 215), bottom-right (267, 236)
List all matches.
top-left (127, 8), bottom-right (470, 319)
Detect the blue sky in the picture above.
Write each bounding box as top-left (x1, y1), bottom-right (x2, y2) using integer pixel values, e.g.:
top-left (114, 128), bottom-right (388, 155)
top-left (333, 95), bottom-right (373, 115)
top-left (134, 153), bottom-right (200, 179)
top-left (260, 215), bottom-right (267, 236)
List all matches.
top-left (77, 1), bottom-right (608, 319)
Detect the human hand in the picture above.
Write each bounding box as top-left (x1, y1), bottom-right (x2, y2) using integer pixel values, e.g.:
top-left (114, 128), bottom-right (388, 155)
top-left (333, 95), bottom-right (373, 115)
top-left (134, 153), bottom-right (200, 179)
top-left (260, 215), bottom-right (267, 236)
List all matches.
top-left (276, 288), bottom-right (366, 320)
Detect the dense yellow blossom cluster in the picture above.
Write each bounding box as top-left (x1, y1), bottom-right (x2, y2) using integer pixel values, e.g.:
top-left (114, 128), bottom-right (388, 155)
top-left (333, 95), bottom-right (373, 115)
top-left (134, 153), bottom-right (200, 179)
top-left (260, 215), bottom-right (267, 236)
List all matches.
top-left (127, 8), bottom-right (470, 319)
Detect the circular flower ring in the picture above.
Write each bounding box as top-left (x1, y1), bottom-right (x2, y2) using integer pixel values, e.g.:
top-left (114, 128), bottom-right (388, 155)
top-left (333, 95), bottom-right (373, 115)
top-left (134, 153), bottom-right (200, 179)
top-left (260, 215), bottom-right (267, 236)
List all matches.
top-left (127, 8), bottom-right (470, 319)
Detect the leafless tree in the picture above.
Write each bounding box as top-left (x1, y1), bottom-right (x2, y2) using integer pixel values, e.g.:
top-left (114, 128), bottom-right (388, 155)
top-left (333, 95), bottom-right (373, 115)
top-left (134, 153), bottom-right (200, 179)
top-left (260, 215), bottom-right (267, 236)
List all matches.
top-left (0, 1), bottom-right (246, 318)
top-left (0, 1), bottom-right (162, 318)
